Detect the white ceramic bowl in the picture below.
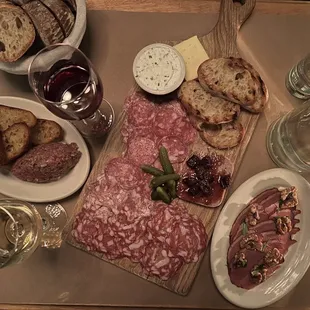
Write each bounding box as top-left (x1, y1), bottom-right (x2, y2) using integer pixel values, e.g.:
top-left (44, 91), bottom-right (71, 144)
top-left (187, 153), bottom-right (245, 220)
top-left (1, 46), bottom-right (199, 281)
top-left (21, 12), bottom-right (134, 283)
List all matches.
top-left (0, 0), bottom-right (86, 75)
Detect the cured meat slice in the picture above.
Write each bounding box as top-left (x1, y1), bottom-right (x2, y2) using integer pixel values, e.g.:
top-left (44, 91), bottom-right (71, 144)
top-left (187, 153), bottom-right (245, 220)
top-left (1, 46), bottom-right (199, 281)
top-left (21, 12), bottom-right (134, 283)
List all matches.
top-left (105, 157), bottom-right (143, 190)
top-left (124, 91), bottom-right (149, 111)
top-left (127, 98), bottom-right (156, 127)
top-left (126, 136), bottom-right (158, 166)
top-left (123, 233), bottom-right (151, 263)
top-left (158, 136), bottom-right (188, 163)
top-left (172, 117), bottom-right (197, 145)
top-left (141, 241), bottom-right (184, 280)
top-left (167, 216), bottom-right (207, 263)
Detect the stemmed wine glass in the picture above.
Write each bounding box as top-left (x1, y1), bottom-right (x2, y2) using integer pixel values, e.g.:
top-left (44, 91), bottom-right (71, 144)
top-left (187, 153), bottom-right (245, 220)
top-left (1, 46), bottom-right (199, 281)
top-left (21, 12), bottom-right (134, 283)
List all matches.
top-left (0, 199), bottom-right (67, 268)
top-left (28, 44), bottom-right (114, 138)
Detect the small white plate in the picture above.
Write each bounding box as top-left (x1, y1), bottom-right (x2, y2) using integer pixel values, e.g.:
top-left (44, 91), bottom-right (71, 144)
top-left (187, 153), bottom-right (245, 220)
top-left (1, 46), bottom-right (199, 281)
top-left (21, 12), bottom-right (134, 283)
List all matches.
top-left (0, 97), bottom-right (90, 203)
top-left (211, 168), bottom-right (310, 309)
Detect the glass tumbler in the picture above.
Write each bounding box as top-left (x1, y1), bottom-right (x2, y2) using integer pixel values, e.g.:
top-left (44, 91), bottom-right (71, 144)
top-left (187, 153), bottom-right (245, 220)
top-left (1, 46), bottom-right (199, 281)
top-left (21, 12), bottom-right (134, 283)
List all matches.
top-left (28, 44), bottom-right (114, 138)
top-left (286, 54), bottom-right (310, 99)
top-left (266, 101), bottom-right (310, 173)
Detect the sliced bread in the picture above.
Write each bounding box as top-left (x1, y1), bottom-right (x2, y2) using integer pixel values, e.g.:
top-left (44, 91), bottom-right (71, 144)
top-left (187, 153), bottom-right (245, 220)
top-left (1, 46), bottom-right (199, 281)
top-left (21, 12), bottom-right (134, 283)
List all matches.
top-left (3, 122), bottom-right (30, 161)
top-left (0, 4), bottom-right (35, 62)
top-left (200, 121), bottom-right (244, 150)
top-left (0, 105), bottom-right (37, 131)
top-left (198, 57), bottom-right (258, 107)
top-left (11, 0), bottom-right (32, 5)
top-left (239, 59), bottom-right (269, 113)
top-left (178, 80), bottom-right (240, 125)
top-left (22, 0), bottom-right (65, 46)
top-left (41, 0), bottom-right (75, 37)
top-left (0, 132), bottom-right (8, 165)
top-left (31, 119), bottom-right (63, 145)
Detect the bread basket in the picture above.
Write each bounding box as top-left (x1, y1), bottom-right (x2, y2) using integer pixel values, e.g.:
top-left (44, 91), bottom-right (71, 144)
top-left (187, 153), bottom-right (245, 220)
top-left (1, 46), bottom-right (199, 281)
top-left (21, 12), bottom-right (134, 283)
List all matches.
top-left (0, 0), bottom-right (86, 75)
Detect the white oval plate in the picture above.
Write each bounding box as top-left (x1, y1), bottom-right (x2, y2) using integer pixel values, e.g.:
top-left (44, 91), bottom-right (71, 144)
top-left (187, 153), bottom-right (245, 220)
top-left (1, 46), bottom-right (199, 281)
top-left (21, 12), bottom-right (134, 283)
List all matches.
top-left (211, 168), bottom-right (310, 309)
top-left (0, 97), bottom-right (90, 203)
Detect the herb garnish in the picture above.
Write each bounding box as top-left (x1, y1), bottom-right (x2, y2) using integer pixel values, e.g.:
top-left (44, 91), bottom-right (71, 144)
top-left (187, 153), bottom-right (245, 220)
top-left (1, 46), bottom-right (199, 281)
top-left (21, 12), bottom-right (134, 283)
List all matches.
top-left (242, 222), bottom-right (248, 235)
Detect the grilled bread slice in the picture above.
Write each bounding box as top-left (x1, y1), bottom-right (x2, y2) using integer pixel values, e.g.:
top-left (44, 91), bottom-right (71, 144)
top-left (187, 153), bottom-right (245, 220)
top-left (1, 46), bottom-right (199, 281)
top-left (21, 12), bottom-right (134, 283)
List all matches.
top-left (0, 105), bottom-right (37, 131)
top-left (178, 80), bottom-right (240, 125)
top-left (0, 3), bottom-right (35, 62)
top-left (41, 0), bottom-right (75, 37)
top-left (200, 121), bottom-right (244, 150)
top-left (3, 122), bottom-right (30, 161)
top-left (31, 119), bottom-right (63, 145)
top-left (22, 0), bottom-right (65, 46)
top-left (198, 57), bottom-right (259, 107)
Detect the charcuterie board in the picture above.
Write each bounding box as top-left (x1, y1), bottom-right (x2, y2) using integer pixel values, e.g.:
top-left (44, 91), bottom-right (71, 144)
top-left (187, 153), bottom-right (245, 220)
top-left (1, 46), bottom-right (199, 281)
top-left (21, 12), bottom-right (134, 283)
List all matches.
top-left (65, 0), bottom-right (260, 295)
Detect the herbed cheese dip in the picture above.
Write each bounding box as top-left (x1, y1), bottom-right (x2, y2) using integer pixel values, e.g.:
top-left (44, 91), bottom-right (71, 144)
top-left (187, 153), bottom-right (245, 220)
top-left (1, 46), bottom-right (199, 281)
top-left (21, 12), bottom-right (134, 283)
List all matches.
top-left (133, 43), bottom-right (185, 95)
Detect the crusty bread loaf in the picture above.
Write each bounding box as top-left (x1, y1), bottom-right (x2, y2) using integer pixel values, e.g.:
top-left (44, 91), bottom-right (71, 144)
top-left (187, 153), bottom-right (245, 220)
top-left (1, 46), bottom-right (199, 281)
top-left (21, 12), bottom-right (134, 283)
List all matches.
top-left (22, 0), bottom-right (65, 46)
top-left (31, 119), bottom-right (63, 145)
top-left (178, 80), bottom-right (240, 125)
top-left (0, 105), bottom-right (37, 131)
top-left (200, 121), bottom-right (244, 150)
top-left (41, 0), bottom-right (75, 37)
top-left (0, 132), bottom-right (8, 165)
top-left (3, 122), bottom-right (30, 161)
top-left (0, 3), bottom-right (35, 62)
top-left (198, 57), bottom-right (258, 107)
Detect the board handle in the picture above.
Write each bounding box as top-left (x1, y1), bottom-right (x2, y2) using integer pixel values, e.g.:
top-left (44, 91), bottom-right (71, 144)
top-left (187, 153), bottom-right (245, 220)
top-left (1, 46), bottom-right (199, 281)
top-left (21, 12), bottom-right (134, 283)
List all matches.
top-left (202, 0), bottom-right (256, 57)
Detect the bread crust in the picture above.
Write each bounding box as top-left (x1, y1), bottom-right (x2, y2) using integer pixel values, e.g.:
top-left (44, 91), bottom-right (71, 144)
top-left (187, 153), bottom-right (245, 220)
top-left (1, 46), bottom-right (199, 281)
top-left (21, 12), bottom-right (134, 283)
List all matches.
top-left (178, 80), bottom-right (240, 125)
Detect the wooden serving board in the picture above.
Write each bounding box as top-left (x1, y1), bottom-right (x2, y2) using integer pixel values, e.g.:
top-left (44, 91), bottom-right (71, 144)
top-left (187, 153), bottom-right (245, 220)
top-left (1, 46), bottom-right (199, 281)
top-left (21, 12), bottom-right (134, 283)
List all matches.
top-left (65, 0), bottom-right (259, 296)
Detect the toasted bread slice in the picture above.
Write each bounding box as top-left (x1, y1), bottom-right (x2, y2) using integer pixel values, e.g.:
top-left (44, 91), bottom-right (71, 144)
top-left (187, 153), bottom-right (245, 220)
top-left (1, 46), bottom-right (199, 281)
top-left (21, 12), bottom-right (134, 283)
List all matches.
top-left (200, 121), bottom-right (244, 150)
top-left (0, 3), bottom-right (36, 62)
top-left (198, 57), bottom-right (258, 107)
top-left (178, 80), bottom-right (240, 125)
top-left (3, 123), bottom-right (30, 161)
top-left (31, 119), bottom-right (63, 145)
top-left (0, 132), bottom-right (8, 165)
top-left (0, 105), bottom-right (37, 131)
top-left (239, 59), bottom-right (269, 113)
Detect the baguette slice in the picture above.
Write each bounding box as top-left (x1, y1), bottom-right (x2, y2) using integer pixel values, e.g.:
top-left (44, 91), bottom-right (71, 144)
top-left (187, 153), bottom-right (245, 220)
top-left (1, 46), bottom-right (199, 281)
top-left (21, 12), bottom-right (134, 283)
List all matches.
top-left (0, 4), bottom-right (35, 62)
top-left (178, 80), bottom-right (240, 125)
top-left (31, 119), bottom-right (63, 145)
top-left (22, 0), bottom-right (65, 46)
top-left (41, 0), bottom-right (75, 37)
top-left (3, 122), bottom-right (30, 161)
top-left (0, 132), bottom-right (8, 165)
top-left (200, 121), bottom-right (244, 150)
top-left (0, 105), bottom-right (37, 131)
top-left (198, 57), bottom-right (258, 107)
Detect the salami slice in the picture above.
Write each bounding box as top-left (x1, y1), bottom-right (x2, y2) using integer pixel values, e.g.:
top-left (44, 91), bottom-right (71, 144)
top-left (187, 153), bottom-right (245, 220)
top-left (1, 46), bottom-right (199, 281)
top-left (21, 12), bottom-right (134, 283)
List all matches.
top-left (167, 216), bottom-right (207, 263)
top-left (127, 99), bottom-right (156, 127)
top-left (172, 118), bottom-right (197, 145)
top-left (158, 136), bottom-right (188, 163)
top-left (123, 233), bottom-right (151, 263)
top-left (141, 241), bottom-right (184, 280)
top-left (126, 136), bottom-right (158, 166)
top-left (124, 91), bottom-right (149, 111)
top-left (105, 157), bottom-right (143, 190)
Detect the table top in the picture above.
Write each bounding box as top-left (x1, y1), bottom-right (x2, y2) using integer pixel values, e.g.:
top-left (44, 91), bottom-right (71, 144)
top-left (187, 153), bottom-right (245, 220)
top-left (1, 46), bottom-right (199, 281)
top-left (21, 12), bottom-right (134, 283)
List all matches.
top-left (3, 1), bottom-right (310, 310)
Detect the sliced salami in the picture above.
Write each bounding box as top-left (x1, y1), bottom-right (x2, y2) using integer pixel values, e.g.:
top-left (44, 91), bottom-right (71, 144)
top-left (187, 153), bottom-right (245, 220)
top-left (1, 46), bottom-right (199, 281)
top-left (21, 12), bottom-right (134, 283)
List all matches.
top-left (172, 118), bottom-right (197, 145)
top-left (141, 241), bottom-right (184, 280)
top-left (124, 91), bottom-right (149, 111)
top-left (127, 99), bottom-right (156, 127)
top-left (126, 136), bottom-right (158, 166)
top-left (158, 136), bottom-right (188, 163)
top-left (105, 157), bottom-right (143, 190)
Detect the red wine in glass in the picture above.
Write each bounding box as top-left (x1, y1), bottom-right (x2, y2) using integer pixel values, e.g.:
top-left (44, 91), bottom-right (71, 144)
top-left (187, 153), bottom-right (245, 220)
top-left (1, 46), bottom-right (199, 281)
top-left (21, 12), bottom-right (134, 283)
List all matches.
top-left (28, 44), bottom-right (114, 137)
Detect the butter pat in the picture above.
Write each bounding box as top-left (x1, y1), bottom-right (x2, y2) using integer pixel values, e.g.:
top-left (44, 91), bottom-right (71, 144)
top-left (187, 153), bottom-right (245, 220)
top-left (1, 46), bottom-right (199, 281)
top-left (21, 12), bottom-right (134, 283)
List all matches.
top-left (174, 36), bottom-right (209, 81)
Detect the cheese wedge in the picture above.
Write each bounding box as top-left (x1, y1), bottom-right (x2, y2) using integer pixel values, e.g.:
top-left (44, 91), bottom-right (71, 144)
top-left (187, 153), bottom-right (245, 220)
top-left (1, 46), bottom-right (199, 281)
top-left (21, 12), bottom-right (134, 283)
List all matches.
top-left (174, 36), bottom-right (209, 81)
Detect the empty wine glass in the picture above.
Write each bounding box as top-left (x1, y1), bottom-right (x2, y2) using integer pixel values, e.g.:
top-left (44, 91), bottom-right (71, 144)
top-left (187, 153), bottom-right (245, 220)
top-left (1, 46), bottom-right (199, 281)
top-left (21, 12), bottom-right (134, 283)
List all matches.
top-left (28, 44), bottom-right (114, 138)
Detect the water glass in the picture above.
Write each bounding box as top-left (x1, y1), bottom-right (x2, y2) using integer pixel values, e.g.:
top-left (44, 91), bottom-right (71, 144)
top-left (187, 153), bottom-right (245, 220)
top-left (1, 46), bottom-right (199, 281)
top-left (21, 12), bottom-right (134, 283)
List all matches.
top-left (28, 44), bottom-right (114, 138)
top-left (266, 101), bottom-right (310, 173)
top-left (286, 54), bottom-right (310, 99)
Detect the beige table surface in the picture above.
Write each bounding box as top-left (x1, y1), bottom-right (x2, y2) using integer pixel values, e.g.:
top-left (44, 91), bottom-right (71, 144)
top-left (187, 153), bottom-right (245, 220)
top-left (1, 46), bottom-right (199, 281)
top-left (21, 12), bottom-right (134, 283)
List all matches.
top-left (1, 0), bottom-right (310, 310)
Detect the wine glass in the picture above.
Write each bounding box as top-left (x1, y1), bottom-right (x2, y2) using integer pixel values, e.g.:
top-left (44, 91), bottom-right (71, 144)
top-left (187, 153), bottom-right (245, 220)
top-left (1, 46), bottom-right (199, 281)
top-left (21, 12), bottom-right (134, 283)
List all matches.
top-left (0, 199), bottom-right (68, 268)
top-left (28, 44), bottom-right (115, 138)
